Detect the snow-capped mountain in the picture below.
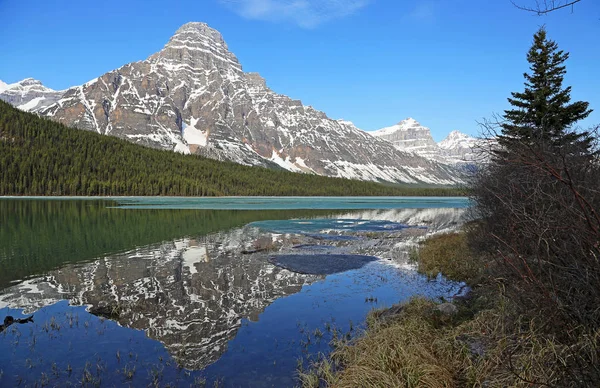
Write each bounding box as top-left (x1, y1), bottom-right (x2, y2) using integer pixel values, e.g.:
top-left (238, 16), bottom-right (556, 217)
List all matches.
top-left (45, 23), bottom-right (462, 184)
top-left (0, 78), bottom-right (64, 112)
top-left (5, 22), bottom-right (465, 185)
top-left (438, 130), bottom-right (486, 164)
top-left (371, 118), bottom-right (485, 165)
top-left (370, 118), bottom-right (440, 159)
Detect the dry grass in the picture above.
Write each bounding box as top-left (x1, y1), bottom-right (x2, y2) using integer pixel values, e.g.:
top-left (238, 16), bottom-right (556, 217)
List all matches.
top-left (299, 229), bottom-right (600, 387)
top-left (456, 295), bottom-right (600, 387)
top-left (299, 298), bottom-right (475, 388)
top-left (331, 298), bottom-right (462, 388)
top-left (300, 292), bottom-right (600, 387)
top-left (415, 232), bottom-right (482, 285)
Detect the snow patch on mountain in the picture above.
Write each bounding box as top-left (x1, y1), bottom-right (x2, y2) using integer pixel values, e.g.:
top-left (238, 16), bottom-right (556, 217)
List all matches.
top-left (0, 80), bottom-right (10, 93)
top-left (18, 96), bottom-right (46, 111)
top-left (270, 150), bottom-right (303, 172)
top-left (183, 118), bottom-right (208, 147)
top-left (174, 142), bottom-right (191, 154)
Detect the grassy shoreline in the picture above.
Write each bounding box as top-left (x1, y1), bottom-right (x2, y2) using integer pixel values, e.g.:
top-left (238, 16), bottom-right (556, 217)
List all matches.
top-left (300, 229), bottom-right (597, 387)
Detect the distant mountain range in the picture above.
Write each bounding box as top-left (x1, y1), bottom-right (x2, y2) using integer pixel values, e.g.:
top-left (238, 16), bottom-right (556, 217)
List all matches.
top-left (0, 22), bottom-right (485, 185)
top-left (371, 118), bottom-right (485, 165)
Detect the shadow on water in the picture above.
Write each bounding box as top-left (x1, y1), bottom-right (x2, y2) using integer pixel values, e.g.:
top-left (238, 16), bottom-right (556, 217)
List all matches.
top-left (269, 254), bottom-right (379, 275)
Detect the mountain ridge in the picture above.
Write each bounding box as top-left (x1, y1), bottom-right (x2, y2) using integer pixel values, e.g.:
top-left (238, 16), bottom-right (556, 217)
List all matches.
top-left (2, 22), bottom-right (471, 185)
top-left (0, 100), bottom-right (465, 196)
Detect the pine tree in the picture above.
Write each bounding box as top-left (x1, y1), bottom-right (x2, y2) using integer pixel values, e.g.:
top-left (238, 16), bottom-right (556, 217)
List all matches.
top-left (500, 27), bottom-right (593, 153)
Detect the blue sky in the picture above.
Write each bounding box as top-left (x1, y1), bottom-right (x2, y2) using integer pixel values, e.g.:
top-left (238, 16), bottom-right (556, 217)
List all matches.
top-left (1, 0), bottom-right (598, 140)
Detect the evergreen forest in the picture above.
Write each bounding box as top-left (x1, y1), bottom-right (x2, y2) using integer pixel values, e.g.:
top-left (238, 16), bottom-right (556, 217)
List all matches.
top-left (0, 101), bottom-right (462, 197)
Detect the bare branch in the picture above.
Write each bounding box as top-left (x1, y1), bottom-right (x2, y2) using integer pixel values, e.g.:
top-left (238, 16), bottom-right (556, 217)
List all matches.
top-left (511, 0), bottom-right (582, 15)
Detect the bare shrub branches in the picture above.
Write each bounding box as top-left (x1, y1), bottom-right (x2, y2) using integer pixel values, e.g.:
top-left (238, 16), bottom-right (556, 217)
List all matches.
top-left (511, 0), bottom-right (583, 15)
top-left (472, 119), bottom-right (600, 319)
top-left (470, 129), bottom-right (600, 382)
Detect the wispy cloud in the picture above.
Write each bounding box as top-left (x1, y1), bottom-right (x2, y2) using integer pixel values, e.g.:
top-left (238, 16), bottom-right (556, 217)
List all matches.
top-left (408, 1), bottom-right (437, 23)
top-left (218, 0), bottom-right (372, 28)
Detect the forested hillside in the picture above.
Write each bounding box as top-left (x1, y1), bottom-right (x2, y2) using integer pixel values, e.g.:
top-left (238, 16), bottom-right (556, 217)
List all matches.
top-left (0, 101), bottom-right (462, 196)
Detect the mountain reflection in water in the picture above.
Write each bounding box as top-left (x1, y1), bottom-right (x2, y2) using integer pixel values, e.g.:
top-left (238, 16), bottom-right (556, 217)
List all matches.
top-left (1, 227), bottom-right (320, 370)
top-left (0, 202), bottom-right (467, 387)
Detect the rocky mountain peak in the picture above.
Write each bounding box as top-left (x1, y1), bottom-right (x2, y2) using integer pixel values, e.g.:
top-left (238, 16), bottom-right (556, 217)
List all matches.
top-left (439, 130), bottom-right (471, 149)
top-left (371, 118), bottom-right (438, 159)
top-left (397, 117), bottom-right (419, 127)
top-left (2, 78), bottom-right (49, 92)
top-left (245, 72), bottom-right (268, 91)
top-left (173, 22), bottom-right (226, 44)
top-left (149, 22), bottom-right (242, 72)
top-left (371, 120), bottom-right (487, 165)
top-left (371, 117), bottom-right (429, 137)
top-left (445, 130), bottom-right (468, 139)
top-left (439, 130), bottom-right (475, 149)
top-left (18, 78), bottom-right (44, 87)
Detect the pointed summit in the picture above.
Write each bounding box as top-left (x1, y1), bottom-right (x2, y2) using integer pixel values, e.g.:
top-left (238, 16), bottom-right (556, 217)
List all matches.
top-left (398, 117), bottom-right (419, 126)
top-left (371, 118), bottom-right (438, 159)
top-left (0, 78), bottom-right (63, 112)
top-left (372, 121), bottom-right (485, 165)
top-left (439, 130), bottom-right (477, 150)
top-left (18, 78), bottom-right (44, 87)
top-left (1, 78), bottom-right (48, 92)
top-left (24, 23), bottom-right (462, 185)
top-left (445, 130), bottom-right (469, 140)
top-left (170, 22), bottom-right (228, 48)
top-left (149, 22), bottom-right (242, 72)
top-left (371, 117), bottom-right (429, 137)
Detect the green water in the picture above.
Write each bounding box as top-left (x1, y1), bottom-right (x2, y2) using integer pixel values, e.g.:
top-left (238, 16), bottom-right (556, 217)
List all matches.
top-left (0, 197), bottom-right (470, 290)
top-left (0, 199), bottom-right (349, 290)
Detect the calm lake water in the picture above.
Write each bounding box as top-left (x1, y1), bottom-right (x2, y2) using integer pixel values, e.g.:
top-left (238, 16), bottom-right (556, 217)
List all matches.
top-left (0, 197), bottom-right (469, 387)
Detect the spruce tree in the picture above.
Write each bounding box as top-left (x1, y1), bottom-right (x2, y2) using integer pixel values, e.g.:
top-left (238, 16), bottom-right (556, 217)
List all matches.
top-left (500, 27), bottom-right (593, 153)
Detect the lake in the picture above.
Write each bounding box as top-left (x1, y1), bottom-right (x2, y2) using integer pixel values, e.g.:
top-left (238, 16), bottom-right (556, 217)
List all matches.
top-left (0, 197), bottom-right (469, 387)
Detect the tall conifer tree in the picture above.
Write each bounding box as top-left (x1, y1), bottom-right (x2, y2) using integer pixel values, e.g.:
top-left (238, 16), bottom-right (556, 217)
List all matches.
top-left (500, 27), bottom-right (592, 153)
